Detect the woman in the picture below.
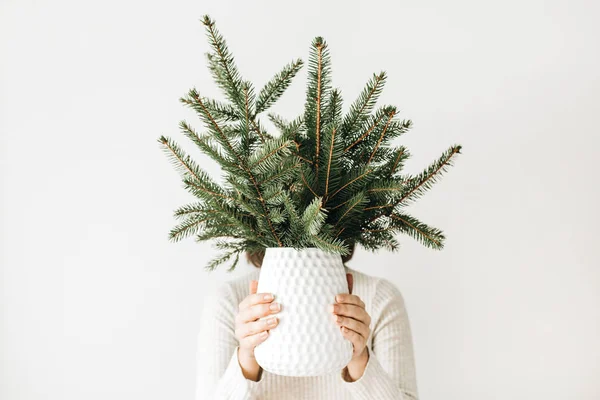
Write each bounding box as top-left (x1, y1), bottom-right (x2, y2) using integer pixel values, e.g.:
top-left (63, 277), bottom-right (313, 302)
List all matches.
top-left (195, 244), bottom-right (419, 399)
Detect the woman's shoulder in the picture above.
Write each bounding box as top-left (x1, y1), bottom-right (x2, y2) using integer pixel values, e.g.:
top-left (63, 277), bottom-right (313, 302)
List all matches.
top-left (346, 266), bottom-right (401, 290)
top-left (346, 266), bottom-right (406, 305)
top-left (214, 268), bottom-right (262, 303)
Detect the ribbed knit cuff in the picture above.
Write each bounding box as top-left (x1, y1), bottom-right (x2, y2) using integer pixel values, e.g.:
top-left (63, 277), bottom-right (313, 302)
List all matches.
top-left (214, 347), bottom-right (263, 400)
top-left (339, 348), bottom-right (401, 400)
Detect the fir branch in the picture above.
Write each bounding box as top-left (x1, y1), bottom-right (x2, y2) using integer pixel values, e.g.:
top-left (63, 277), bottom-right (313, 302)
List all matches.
top-left (268, 114), bottom-right (305, 142)
top-left (333, 191), bottom-right (368, 228)
top-left (366, 185), bottom-right (404, 193)
top-left (169, 215), bottom-right (208, 242)
top-left (364, 204), bottom-right (392, 211)
top-left (242, 83), bottom-right (253, 151)
top-left (323, 88), bottom-right (343, 126)
top-left (387, 146), bottom-right (409, 177)
top-left (179, 121), bottom-right (238, 172)
top-left (247, 175), bottom-right (284, 247)
top-left (365, 179), bottom-right (405, 202)
top-left (201, 15), bottom-right (244, 107)
top-left (327, 196), bottom-right (353, 211)
top-left (159, 136), bottom-right (234, 203)
top-left (362, 227), bottom-right (389, 233)
top-left (292, 140), bottom-right (314, 165)
top-left (242, 82), bottom-right (270, 145)
top-left (304, 37), bottom-right (331, 176)
top-left (390, 213), bottom-right (445, 249)
top-left (158, 135), bottom-right (203, 181)
top-left (344, 106), bottom-right (396, 153)
top-left (309, 232), bottom-right (350, 256)
top-left (227, 252), bottom-right (241, 271)
top-left (367, 145), bottom-right (462, 223)
top-left (316, 112), bottom-right (344, 198)
top-left (249, 137), bottom-right (294, 173)
top-left (257, 160), bottom-right (301, 187)
top-left (225, 174), bottom-right (256, 200)
top-left (183, 96), bottom-right (240, 122)
top-left (188, 91), bottom-right (283, 246)
top-left (315, 41), bottom-right (324, 172)
top-left (340, 71), bottom-right (387, 137)
top-left (325, 168), bottom-right (374, 204)
top-left (250, 118), bottom-right (269, 143)
top-left (268, 113), bottom-right (289, 132)
top-left (324, 127), bottom-right (336, 196)
top-left (263, 187), bottom-right (286, 205)
top-left (392, 145), bottom-right (462, 208)
top-left (205, 248), bottom-right (241, 271)
top-left (344, 111), bottom-right (386, 152)
top-left (173, 202), bottom-right (211, 220)
top-left (300, 168), bottom-right (319, 198)
top-left (256, 58), bottom-right (304, 113)
top-left (173, 203), bottom-right (252, 223)
top-left (302, 196), bottom-right (326, 235)
top-left (281, 192), bottom-right (303, 243)
top-left (182, 89), bottom-right (240, 160)
top-left (269, 207), bottom-right (285, 224)
top-left (183, 177), bottom-right (235, 202)
top-left (382, 236), bottom-right (400, 252)
top-left (195, 230), bottom-right (244, 242)
top-left (366, 108), bottom-right (396, 164)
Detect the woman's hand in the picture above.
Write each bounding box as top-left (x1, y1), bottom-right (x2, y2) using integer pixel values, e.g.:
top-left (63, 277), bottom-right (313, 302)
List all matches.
top-left (331, 273), bottom-right (371, 381)
top-left (234, 280), bottom-right (281, 381)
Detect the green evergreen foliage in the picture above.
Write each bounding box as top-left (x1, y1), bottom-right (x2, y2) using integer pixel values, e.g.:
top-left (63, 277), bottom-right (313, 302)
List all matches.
top-left (159, 15), bottom-right (463, 271)
top-left (289, 37), bottom-right (463, 254)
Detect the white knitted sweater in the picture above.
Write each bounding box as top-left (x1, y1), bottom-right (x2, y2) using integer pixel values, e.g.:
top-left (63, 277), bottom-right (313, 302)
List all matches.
top-left (195, 266), bottom-right (419, 399)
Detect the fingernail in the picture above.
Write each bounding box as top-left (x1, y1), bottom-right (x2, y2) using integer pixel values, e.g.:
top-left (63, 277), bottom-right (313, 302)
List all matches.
top-left (263, 294), bottom-right (273, 301)
top-left (336, 315), bottom-right (342, 323)
top-left (267, 317), bottom-right (277, 326)
top-left (269, 303), bottom-right (280, 311)
top-left (260, 331), bottom-right (268, 338)
top-left (336, 295), bottom-right (343, 302)
top-left (328, 304), bottom-right (335, 313)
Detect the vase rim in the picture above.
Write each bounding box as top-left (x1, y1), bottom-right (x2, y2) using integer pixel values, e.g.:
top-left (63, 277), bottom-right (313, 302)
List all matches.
top-left (262, 247), bottom-right (347, 258)
top-left (264, 247), bottom-right (335, 250)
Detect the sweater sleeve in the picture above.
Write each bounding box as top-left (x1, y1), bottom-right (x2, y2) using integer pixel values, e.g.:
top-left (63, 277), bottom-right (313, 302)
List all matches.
top-left (195, 282), bottom-right (265, 400)
top-left (340, 278), bottom-right (419, 400)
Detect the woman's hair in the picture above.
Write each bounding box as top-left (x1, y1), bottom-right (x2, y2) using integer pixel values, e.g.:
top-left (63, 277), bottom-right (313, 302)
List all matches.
top-left (246, 242), bottom-right (356, 268)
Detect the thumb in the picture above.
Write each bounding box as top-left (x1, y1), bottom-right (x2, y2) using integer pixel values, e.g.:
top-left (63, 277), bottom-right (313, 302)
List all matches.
top-left (249, 280), bottom-right (258, 295)
top-left (346, 273), bottom-right (354, 294)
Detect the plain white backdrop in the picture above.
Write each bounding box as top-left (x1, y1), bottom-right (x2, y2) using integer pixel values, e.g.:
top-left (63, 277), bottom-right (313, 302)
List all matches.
top-left (1, 0), bottom-right (599, 399)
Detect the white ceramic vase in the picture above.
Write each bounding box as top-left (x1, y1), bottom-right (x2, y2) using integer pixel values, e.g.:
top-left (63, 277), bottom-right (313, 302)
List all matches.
top-left (254, 247), bottom-right (353, 377)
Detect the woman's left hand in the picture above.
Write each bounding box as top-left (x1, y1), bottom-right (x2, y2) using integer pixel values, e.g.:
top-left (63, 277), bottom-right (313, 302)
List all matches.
top-left (330, 273), bottom-right (371, 380)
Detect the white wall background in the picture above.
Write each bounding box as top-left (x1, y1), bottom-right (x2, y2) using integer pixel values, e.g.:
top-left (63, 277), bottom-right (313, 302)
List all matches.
top-left (1, 0), bottom-right (599, 399)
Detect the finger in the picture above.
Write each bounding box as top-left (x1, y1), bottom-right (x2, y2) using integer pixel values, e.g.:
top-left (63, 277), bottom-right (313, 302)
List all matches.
top-left (240, 330), bottom-right (270, 350)
top-left (334, 293), bottom-right (365, 308)
top-left (237, 302), bottom-right (281, 323)
top-left (248, 280), bottom-right (258, 295)
top-left (346, 273), bottom-right (354, 294)
top-left (334, 315), bottom-right (370, 339)
top-left (330, 304), bottom-right (371, 325)
top-left (236, 316), bottom-right (279, 338)
top-left (340, 326), bottom-right (365, 353)
top-left (238, 292), bottom-right (274, 311)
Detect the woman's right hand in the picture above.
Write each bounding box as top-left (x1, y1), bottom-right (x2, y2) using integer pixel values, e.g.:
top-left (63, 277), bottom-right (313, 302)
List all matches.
top-left (235, 280), bottom-right (281, 381)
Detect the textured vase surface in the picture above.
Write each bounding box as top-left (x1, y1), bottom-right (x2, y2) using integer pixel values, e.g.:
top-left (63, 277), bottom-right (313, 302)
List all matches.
top-left (254, 247), bottom-right (353, 377)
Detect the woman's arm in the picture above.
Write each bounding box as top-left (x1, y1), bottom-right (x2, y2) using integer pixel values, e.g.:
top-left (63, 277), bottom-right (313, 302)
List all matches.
top-left (194, 282), bottom-right (265, 400)
top-left (341, 278), bottom-right (419, 400)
